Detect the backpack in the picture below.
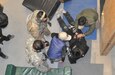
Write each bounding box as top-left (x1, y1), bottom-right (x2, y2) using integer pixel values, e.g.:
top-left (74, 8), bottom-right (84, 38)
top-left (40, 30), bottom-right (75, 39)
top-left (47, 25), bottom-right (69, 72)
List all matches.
top-left (68, 37), bottom-right (89, 64)
top-left (47, 36), bottom-right (65, 60)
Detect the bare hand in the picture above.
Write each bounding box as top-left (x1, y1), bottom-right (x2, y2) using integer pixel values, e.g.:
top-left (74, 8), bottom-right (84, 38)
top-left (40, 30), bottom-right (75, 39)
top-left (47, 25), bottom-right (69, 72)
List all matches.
top-left (77, 34), bottom-right (85, 38)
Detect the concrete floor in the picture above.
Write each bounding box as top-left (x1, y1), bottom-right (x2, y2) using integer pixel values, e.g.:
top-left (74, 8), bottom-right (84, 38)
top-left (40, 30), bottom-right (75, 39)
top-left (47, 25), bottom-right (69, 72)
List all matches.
top-left (0, 0), bottom-right (105, 75)
top-left (0, 0), bottom-right (62, 74)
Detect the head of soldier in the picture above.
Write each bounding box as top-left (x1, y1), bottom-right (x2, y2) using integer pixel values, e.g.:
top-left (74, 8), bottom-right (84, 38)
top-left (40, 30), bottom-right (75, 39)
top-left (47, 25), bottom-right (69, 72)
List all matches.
top-left (36, 10), bottom-right (47, 22)
top-left (78, 16), bottom-right (87, 26)
top-left (33, 40), bottom-right (49, 52)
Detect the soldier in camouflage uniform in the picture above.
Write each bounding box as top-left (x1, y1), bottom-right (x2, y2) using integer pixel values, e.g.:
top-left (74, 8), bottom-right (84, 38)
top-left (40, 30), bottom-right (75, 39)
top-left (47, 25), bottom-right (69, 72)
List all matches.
top-left (26, 10), bottom-right (51, 40)
top-left (74, 8), bottom-right (98, 38)
top-left (26, 36), bottom-right (50, 72)
top-left (26, 10), bottom-right (51, 72)
top-left (56, 8), bottom-right (98, 38)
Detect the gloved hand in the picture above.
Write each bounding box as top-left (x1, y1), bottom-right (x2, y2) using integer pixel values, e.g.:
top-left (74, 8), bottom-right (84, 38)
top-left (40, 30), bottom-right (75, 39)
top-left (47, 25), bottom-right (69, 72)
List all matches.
top-left (7, 34), bottom-right (15, 40)
top-left (44, 41), bottom-right (49, 46)
top-left (48, 22), bottom-right (52, 27)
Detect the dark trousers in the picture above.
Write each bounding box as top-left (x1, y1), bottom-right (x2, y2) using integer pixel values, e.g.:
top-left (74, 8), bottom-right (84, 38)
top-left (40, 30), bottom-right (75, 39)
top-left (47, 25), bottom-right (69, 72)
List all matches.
top-left (0, 48), bottom-right (7, 58)
top-left (57, 12), bottom-right (75, 35)
top-left (0, 28), bottom-right (10, 58)
top-left (0, 28), bottom-right (10, 44)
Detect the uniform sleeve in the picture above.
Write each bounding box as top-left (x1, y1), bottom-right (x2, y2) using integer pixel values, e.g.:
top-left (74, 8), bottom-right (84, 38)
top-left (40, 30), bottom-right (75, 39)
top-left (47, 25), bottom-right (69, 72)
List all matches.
top-left (84, 23), bottom-right (96, 36)
top-left (25, 39), bottom-right (30, 63)
top-left (25, 39), bottom-right (30, 53)
top-left (25, 38), bottom-right (34, 62)
top-left (36, 61), bottom-right (50, 72)
top-left (44, 27), bottom-right (51, 36)
top-left (74, 18), bottom-right (78, 31)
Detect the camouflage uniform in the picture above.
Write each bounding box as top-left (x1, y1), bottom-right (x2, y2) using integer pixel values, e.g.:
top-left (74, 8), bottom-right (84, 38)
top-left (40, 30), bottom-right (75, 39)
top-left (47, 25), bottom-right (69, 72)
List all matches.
top-left (75, 8), bottom-right (98, 36)
top-left (26, 36), bottom-right (50, 72)
top-left (27, 10), bottom-right (51, 40)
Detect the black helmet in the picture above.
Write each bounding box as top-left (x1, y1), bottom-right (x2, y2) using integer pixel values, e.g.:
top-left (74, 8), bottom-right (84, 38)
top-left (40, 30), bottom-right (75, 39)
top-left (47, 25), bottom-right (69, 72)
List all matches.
top-left (78, 16), bottom-right (87, 26)
top-left (33, 40), bottom-right (44, 52)
top-left (36, 10), bottom-right (47, 21)
top-left (0, 12), bottom-right (8, 28)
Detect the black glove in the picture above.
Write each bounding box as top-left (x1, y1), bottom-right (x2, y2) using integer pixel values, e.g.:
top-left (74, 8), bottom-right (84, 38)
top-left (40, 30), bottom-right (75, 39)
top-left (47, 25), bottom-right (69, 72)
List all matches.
top-left (48, 22), bottom-right (52, 27)
top-left (44, 41), bottom-right (49, 46)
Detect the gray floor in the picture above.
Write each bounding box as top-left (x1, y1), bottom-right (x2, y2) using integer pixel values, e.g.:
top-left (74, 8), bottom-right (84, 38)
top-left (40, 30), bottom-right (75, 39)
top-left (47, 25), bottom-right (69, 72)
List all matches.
top-left (0, 0), bottom-right (62, 74)
top-left (59, 40), bottom-right (103, 75)
top-left (0, 0), bottom-right (103, 75)
top-left (111, 46), bottom-right (115, 75)
top-left (64, 63), bottom-right (103, 75)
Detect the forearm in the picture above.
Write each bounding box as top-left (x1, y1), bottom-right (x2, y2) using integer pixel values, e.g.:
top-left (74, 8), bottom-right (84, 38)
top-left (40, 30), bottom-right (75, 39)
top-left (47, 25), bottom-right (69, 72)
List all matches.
top-left (74, 19), bottom-right (78, 32)
top-left (84, 24), bottom-right (96, 36)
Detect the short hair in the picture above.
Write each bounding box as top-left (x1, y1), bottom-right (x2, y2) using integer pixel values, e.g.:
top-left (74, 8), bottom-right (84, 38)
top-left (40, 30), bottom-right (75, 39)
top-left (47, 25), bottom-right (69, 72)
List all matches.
top-left (78, 16), bottom-right (87, 26)
top-left (0, 13), bottom-right (8, 28)
top-left (33, 40), bottom-right (44, 51)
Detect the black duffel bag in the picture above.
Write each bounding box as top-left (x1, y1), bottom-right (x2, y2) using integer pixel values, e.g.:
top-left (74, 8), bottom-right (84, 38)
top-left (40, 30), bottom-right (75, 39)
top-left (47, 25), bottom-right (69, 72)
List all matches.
top-left (68, 37), bottom-right (89, 64)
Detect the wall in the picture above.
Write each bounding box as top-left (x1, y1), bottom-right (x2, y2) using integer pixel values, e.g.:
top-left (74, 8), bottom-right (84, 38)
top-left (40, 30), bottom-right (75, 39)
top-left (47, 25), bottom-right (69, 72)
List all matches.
top-left (101, 0), bottom-right (115, 55)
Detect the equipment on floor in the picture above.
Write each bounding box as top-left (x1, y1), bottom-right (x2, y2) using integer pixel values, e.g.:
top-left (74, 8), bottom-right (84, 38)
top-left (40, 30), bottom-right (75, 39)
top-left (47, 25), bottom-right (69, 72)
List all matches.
top-left (22, 0), bottom-right (61, 20)
top-left (5, 64), bottom-right (72, 75)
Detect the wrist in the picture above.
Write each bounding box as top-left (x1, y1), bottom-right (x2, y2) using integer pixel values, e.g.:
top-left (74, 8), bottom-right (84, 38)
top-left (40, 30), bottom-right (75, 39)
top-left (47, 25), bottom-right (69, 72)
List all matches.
top-left (75, 32), bottom-right (78, 35)
top-left (83, 34), bottom-right (85, 37)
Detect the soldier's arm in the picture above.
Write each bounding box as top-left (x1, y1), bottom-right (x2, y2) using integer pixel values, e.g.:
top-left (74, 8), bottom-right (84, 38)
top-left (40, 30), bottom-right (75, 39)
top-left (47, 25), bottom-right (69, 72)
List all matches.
top-left (74, 18), bottom-right (78, 31)
top-left (84, 23), bottom-right (96, 36)
top-left (27, 20), bottom-right (32, 32)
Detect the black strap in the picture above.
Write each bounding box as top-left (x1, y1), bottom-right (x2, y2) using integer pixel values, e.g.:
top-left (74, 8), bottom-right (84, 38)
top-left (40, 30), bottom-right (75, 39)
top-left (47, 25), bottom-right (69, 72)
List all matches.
top-left (47, 22), bottom-right (52, 27)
